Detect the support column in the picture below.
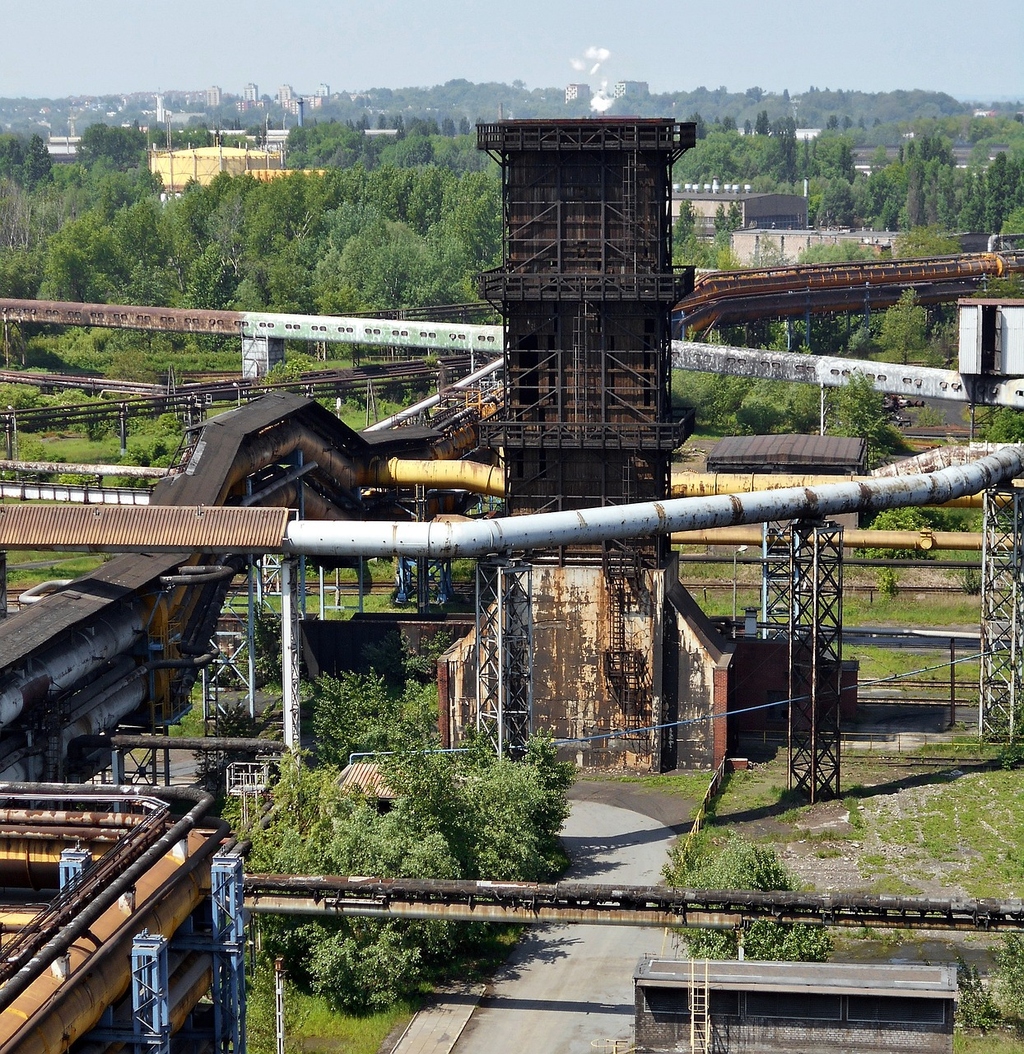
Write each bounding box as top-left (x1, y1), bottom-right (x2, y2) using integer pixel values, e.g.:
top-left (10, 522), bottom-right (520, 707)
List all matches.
top-left (241, 334), bottom-right (285, 378)
top-left (281, 558), bottom-right (301, 749)
top-left (59, 847), bottom-right (90, 890)
top-left (131, 931), bottom-right (171, 1054)
top-left (475, 558), bottom-right (533, 755)
top-left (0, 551), bottom-right (6, 619)
top-left (981, 486), bottom-right (1024, 740)
top-left (788, 521), bottom-right (843, 802)
top-left (761, 522), bottom-right (791, 638)
top-left (211, 854), bottom-right (247, 1054)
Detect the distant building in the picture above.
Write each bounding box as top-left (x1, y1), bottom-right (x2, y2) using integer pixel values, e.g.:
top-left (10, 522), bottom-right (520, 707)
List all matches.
top-left (731, 227), bottom-right (894, 266)
top-left (206, 86), bottom-right (222, 108)
top-left (613, 80), bottom-right (649, 98)
top-left (277, 85), bottom-right (299, 114)
top-left (673, 187), bottom-right (808, 237)
top-left (795, 127), bottom-right (820, 140)
top-left (634, 959), bottom-right (955, 1054)
top-left (46, 136), bottom-right (80, 163)
top-left (565, 83), bottom-right (590, 103)
top-left (315, 83), bottom-right (330, 98)
top-left (243, 83), bottom-right (259, 103)
top-left (155, 94), bottom-right (166, 125)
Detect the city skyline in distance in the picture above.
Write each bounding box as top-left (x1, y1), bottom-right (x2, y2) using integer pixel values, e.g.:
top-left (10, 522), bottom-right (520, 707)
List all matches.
top-left (2, 0), bottom-right (1021, 103)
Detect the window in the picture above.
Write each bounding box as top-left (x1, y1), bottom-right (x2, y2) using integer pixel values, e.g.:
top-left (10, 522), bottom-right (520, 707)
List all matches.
top-left (847, 996), bottom-right (946, 1024)
top-left (745, 992), bottom-right (842, 1020)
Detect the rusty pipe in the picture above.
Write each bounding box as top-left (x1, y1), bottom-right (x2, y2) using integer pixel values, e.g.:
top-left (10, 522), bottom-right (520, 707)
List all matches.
top-left (365, 457), bottom-right (504, 497)
top-left (670, 472), bottom-right (985, 508)
top-left (671, 526), bottom-right (983, 551)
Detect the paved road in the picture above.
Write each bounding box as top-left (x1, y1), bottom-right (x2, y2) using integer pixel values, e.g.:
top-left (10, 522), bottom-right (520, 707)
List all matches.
top-left (451, 800), bottom-right (676, 1054)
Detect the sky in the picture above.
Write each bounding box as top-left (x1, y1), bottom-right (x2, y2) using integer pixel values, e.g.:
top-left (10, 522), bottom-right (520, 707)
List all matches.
top-left (1, 0), bottom-right (1021, 102)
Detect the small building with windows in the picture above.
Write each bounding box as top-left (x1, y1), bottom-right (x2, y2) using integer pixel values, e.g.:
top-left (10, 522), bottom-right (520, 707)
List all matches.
top-left (634, 958), bottom-right (956, 1053)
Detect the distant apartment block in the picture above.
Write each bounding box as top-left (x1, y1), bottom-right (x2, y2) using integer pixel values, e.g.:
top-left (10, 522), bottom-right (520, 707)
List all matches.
top-left (613, 80), bottom-right (649, 98)
top-left (206, 86), bottom-right (222, 108)
top-left (315, 83), bottom-right (330, 97)
top-left (243, 83), bottom-right (259, 103)
top-left (565, 83), bottom-right (590, 103)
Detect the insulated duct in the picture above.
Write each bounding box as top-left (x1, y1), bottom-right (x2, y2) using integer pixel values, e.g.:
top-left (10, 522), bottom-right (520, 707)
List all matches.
top-left (283, 446), bottom-right (1024, 559)
top-left (0, 611), bottom-right (143, 730)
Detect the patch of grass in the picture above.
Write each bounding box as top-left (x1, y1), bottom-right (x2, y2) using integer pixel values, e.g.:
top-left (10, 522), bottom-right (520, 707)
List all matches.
top-left (247, 969), bottom-right (416, 1054)
top-left (955, 1031), bottom-right (1024, 1053)
top-left (843, 795), bottom-right (863, 829)
top-left (865, 769), bottom-right (1024, 897)
top-left (621, 771), bottom-right (715, 803)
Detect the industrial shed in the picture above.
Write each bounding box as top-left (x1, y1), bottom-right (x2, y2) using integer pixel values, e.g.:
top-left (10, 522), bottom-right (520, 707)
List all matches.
top-left (707, 434), bottom-right (867, 476)
top-left (634, 958), bottom-right (956, 1053)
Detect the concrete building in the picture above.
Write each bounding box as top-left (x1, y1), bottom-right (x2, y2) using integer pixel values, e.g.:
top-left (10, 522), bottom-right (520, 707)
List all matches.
top-left (731, 227), bottom-right (894, 266)
top-left (614, 80), bottom-right (649, 98)
top-left (673, 188), bottom-right (808, 237)
top-left (206, 86), bottom-right (222, 108)
top-left (565, 83), bottom-right (590, 103)
top-left (634, 958), bottom-right (956, 1053)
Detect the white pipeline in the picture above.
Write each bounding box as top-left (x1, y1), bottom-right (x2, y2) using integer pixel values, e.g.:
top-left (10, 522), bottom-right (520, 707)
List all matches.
top-left (283, 446), bottom-right (1024, 559)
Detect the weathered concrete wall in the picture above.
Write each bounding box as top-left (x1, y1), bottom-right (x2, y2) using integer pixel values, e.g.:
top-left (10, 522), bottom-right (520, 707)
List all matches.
top-left (664, 574), bottom-right (731, 771)
top-left (439, 561), bottom-right (663, 771)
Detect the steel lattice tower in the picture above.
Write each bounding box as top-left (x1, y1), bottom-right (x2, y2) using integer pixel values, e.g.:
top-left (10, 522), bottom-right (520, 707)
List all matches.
top-left (981, 486), bottom-right (1024, 740)
top-left (788, 521), bottom-right (844, 802)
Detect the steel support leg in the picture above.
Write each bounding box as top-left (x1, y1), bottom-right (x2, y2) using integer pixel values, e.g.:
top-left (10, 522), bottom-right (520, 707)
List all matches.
top-left (475, 558), bottom-right (533, 755)
top-left (788, 521), bottom-right (843, 802)
top-left (131, 930), bottom-right (170, 1054)
top-left (981, 487), bottom-right (1024, 740)
top-left (281, 557), bottom-right (301, 749)
top-left (211, 854), bottom-right (247, 1053)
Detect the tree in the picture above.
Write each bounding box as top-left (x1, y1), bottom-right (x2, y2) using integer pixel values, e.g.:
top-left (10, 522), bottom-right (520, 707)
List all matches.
top-left (754, 110), bottom-right (770, 136)
top-left (664, 836), bottom-right (832, 962)
top-left (878, 288), bottom-right (927, 364)
top-left (77, 123), bottom-right (147, 170)
top-left (831, 371), bottom-right (901, 466)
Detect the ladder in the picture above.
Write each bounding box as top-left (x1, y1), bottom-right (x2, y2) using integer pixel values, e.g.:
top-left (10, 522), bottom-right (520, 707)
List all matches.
top-left (689, 959), bottom-right (709, 1054)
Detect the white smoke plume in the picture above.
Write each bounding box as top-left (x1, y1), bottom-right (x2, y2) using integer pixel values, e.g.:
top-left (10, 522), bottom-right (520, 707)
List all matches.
top-left (569, 46), bottom-right (614, 113)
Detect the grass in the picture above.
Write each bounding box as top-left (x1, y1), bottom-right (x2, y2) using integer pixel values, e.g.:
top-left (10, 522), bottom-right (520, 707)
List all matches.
top-left (956, 1032), bottom-right (1024, 1053)
top-left (617, 770), bottom-right (715, 802)
top-left (867, 768), bottom-right (1024, 897)
top-left (246, 971), bottom-right (416, 1054)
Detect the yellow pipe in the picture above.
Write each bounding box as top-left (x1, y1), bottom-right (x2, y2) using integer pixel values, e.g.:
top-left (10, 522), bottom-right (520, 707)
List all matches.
top-left (364, 457), bottom-right (505, 498)
top-left (672, 526), bottom-right (983, 551)
top-left (670, 471), bottom-right (984, 508)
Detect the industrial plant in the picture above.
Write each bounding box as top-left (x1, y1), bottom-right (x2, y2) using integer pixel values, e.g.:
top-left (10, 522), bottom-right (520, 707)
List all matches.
top-left (0, 116), bottom-right (1022, 1051)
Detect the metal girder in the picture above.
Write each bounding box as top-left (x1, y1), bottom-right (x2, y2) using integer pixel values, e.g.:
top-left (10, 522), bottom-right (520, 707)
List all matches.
top-left (475, 558), bottom-right (533, 754)
top-left (981, 487), bottom-right (1024, 739)
top-left (788, 521), bottom-right (844, 802)
top-left (761, 521), bottom-right (791, 638)
top-left (672, 339), bottom-right (1024, 409)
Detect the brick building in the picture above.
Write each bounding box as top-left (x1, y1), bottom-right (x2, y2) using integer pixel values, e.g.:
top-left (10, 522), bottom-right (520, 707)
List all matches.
top-left (634, 958), bottom-right (956, 1053)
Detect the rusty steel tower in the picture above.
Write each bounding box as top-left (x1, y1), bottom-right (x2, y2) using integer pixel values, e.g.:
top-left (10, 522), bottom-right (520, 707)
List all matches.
top-left (479, 119), bottom-right (694, 515)
top-left (476, 119), bottom-right (695, 765)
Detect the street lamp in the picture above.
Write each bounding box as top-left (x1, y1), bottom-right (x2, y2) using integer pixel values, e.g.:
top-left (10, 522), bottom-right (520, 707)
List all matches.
top-left (732, 545), bottom-right (749, 621)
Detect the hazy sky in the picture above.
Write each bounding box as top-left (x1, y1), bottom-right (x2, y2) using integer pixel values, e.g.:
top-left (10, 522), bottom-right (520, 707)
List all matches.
top-left (2, 0), bottom-right (1021, 101)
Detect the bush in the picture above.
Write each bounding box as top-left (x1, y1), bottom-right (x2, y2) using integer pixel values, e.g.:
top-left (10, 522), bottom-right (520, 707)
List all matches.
top-left (957, 959), bottom-right (1001, 1032)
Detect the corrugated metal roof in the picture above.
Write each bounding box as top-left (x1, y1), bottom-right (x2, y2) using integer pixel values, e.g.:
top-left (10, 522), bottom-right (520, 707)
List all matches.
top-left (708, 434), bottom-right (866, 472)
top-left (0, 505), bottom-right (290, 552)
top-left (635, 958), bottom-right (956, 998)
top-left (338, 762), bottom-right (396, 800)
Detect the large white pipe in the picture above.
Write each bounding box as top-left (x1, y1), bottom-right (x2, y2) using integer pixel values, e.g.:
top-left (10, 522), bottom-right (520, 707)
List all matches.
top-left (283, 446), bottom-right (1024, 559)
top-left (365, 357), bottom-right (503, 431)
top-left (0, 612), bottom-right (144, 729)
